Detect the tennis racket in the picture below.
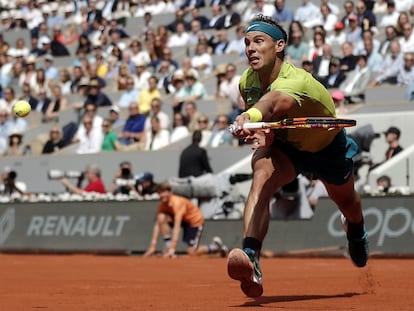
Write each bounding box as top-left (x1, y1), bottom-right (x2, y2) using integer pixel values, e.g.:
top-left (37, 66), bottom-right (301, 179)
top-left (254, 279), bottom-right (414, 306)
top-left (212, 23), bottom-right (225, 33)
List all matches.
top-left (229, 117), bottom-right (356, 133)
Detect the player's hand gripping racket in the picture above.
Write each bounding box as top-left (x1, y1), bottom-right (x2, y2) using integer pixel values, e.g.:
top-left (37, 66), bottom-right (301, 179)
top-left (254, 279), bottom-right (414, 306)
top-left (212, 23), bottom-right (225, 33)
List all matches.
top-left (229, 117), bottom-right (356, 133)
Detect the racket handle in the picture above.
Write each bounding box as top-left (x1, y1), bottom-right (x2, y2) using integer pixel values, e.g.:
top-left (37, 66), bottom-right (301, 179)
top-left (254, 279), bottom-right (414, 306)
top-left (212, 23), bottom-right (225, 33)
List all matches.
top-left (243, 122), bottom-right (266, 129)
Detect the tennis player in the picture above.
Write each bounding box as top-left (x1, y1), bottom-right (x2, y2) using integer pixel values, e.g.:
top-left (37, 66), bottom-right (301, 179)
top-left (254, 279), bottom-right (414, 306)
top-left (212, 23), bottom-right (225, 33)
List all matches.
top-left (227, 15), bottom-right (368, 298)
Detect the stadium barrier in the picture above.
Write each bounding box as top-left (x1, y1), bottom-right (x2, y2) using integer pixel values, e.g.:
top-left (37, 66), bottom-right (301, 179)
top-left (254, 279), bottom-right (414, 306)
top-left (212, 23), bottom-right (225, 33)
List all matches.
top-left (1, 196), bottom-right (414, 256)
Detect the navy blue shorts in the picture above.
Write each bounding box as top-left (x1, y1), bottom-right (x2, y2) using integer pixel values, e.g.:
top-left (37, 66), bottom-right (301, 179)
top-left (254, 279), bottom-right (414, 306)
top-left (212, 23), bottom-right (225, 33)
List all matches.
top-left (273, 130), bottom-right (358, 186)
top-left (168, 222), bottom-right (203, 249)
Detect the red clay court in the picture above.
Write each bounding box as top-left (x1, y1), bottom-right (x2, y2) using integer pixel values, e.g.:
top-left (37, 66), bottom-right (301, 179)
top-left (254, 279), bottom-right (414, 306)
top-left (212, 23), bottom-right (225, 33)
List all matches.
top-left (0, 254), bottom-right (412, 310)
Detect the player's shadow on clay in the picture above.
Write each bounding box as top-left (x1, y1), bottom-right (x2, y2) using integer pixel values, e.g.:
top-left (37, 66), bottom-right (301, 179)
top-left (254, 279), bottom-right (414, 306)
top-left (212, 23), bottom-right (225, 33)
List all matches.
top-left (238, 292), bottom-right (362, 307)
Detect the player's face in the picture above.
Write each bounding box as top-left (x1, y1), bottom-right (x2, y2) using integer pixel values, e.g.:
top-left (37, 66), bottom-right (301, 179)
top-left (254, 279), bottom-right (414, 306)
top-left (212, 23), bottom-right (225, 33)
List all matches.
top-left (244, 31), bottom-right (278, 71)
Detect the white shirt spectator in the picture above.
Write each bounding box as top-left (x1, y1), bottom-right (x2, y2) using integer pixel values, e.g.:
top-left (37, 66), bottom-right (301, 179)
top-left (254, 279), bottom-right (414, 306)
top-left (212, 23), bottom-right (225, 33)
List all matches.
top-left (191, 52), bottom-right (213, 75)
top-left (379, 11), bottom-right (400, 27)
top-left (74, 127), bottom-right (103, 154)
top-left (144, 129), bottom-right (170, 150)
top-left (294, 0), bottom-right (321, 24)
top-left (170, 126), bottom-right (190, 143)
top-left (167, 32), bottom-right (190, 47)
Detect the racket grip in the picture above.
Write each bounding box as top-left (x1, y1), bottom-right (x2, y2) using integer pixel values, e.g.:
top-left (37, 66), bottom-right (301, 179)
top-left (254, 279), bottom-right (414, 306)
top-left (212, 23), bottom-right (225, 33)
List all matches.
top-left (243, 122), bottom-right (266, 129)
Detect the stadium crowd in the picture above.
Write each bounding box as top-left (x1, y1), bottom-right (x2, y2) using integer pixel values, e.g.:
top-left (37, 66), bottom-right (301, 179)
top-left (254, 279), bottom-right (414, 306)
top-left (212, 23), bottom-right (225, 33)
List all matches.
top-left (0, 0), bottom-right (413, 200)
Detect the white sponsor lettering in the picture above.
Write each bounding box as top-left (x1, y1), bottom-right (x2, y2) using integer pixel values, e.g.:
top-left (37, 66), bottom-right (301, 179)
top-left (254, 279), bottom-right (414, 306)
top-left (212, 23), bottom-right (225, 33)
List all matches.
top-left (27, 215), bottom-right (130, 237)
top-left (328, 207), bottom-right (414, 247)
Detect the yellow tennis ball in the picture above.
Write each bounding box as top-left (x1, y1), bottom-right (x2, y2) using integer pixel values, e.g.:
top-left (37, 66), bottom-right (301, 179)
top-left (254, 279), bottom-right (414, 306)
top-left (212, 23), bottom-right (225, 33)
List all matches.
top-left (13, 100), bottom-right (31, 118)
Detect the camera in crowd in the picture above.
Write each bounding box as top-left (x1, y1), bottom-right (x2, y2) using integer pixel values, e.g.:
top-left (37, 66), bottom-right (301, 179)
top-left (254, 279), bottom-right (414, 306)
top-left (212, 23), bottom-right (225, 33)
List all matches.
top-left (48, 169), bottom-right (83, 180)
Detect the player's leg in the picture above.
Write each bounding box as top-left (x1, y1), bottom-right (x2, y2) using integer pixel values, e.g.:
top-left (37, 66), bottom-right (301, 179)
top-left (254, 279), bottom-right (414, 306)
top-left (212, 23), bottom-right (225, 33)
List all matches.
top-left (323, 177), bottom-right (368, 267)
top-left (227, 146), bottom-right (296, 297)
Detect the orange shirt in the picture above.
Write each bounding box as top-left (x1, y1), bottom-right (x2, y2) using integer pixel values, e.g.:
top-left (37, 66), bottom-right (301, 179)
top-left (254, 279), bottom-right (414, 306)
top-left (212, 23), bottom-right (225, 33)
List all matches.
top-left (157, 194), bottom-right (204, 227)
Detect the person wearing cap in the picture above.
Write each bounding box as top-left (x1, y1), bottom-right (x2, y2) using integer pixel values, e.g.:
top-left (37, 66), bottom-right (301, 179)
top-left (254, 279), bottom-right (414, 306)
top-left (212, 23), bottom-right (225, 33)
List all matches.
top-left (44, 54), bottom-right (59, 80)
top-left (4, 130), bottom-right (25, 157)
top-left (108, 105), bottom-right (123, 128)
top-left (331, 90), bottom-right (348, 115)
top-left (132, 57), bottom-right (152, 91)
top-left (228, 15), bottom-right (368, 298)
top-left (345, 13), bottom-right (362, 45)
top-left (135, 171), bottom-right (157, 197)
top-left (326, 22), bottom-right (346, 47)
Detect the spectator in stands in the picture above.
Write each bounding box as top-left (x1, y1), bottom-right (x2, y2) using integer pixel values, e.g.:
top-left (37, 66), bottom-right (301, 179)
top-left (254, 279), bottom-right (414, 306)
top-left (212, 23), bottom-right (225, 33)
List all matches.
top-left (376, 175), bottom-right (393, 193)
top-left (8, 38), bottom-right (30, 58)
top-left (33, 89), bottom-right (52, 116)
top-left (191, 42), bottom-right (213, 76)
top-left (101, 118), bottom-right (121, 151)
top-left (117, 76), bottom-right (138, 108)
top-left (326, 22), bottom-right (346, 47)
top-left (42, 126), bottom-right (65, 154)
top-left (20, 56), bottom-right (37, 89)
top-left (144, 98), bottom-right (170, 132)
top-left (218, 62), bottom-right (240, 112)
top-left (395, 12), bottom-right (410, 37)
top-left (170, 112), bottom-right (190, 143)
top-left (197, 114), bottom-right (212, 147)
top-left (137, 76), bottom-right (161, 115)
top-left (43, 54), bottom-right (59, 81)
top-left (87, 62), bottom-right (107, 89)
top-left (180, 0), bottom-right (206, 12)
top-left (144, 116), bottom-right (170, 150)
top-left (168, 72), bottom-right (185, 99)
top-left (0, 109), bottom-right (12, 150)
top-left (76, 34), bottom-right (92, 55)
top-left (132, 58), bottom-right (152, 92)
top-left (339, 42), bottom-right (358, 73)
top-left (31, 68), bottom-right (50, 98)
top-left (379, 26), bottom-right (398, 56)
top-left (184, 101), bottom-right (202, 132)
top-left (189, 7), bottom-right (209, 30)
top-left (0, 11), bottom-right (12, 32)
top-left (354, 29), bottom-right (380, 57)
top-left (286, 30), bottom-right (309, 67)
top-left (243, 0), bottom-right (276, 23)
top-left (58, 69), bottom-right (72, 95)
top-left (369, 41), bottom-right (405, 87)
top-left (173, 70), bottom-right (208, 114)
top-left (313, 43), bottom-right (336, 83)
top-left (73, 115), bottom-right (103, 154)
top-left (129, 39), bottom-right (151, 68)
top-left (107, 105), bottom-right (123, 128)
top-left (60, 163), bottom-right (106, 194)
top-left (0, 87), bottom-right (17, 112)
top-left (355, 0), bottom-right (376, 31)
top-left (84, 79), bottom-right (112, 108)
top-left (151, 46), bottom-right (179, 74)
top-left (208, 114), bottom-right (235, 148)
top-left (76, 102), bottom-right (104, 135)
top-left (179, 129), bottom-right (213, 178)
top-left (320, 57), bottom-right (347, 89)
top-left (273, 0), bottom-right (294, 23)
top-left (44, 84), bottom-right (68, 123)
top-left (345, 13), bottom-right (362, 46)
top-left (166, 9), bottom-right (189, 33)
top-left (339, 54), bottom-right (371, 103)
top-left (216, 0), bottom-right (241, 29)
top-left (48, 3), bottom-right (65, 28)
top-left (116, 63), bottom-right (132, 91)
top-left (4, 131), bottom-right (25, 157)
top-left (379, 1), bottom-right (399, 28)
top-left (19, 83), bottom-right (38, 112)
top-left (363, 36), bottom-right (384, 72)
top-left (398, 22), bottom-right (414, 53)
top-left (118, 102), bottom-right (147, 145)
top-left (307, 31), bottom-right (325, 61)
top-left (211, 30), bottom-right (230, 55)
top-left (9, 11), bottom-right (28, 31)
top-left (87, 0), bottom-right (103, 25)
top-left (167, 22), bottom-right (190, 48)
top-left (225, 25), bottom-right (246, 56)
top-left (294, 0), bottom-right (321, 26)
top-left (187, 19), bottom-right (205, 45)
top-left (341, 0), bottom-right (354, 27)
